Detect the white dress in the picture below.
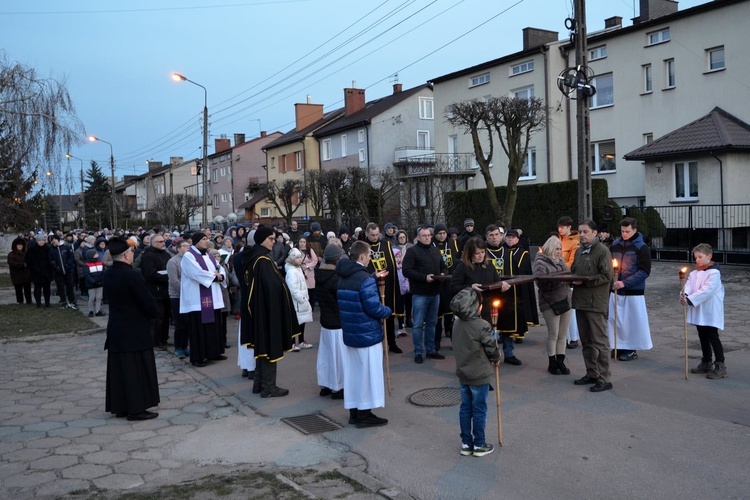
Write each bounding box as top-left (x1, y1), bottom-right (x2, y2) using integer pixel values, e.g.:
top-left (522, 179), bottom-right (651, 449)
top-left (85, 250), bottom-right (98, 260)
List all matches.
top-left (317, 327), bottom-right (346, 391)
top-left (684, 267), bottom-right (724, 330)
top-left (343, 343), bottom-right (384, 411)
top-left (607, 294), bottom-right (653, 351)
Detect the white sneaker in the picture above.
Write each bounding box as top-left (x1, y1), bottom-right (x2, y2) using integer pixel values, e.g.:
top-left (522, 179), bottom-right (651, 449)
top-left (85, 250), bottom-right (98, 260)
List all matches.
top-left (291, 345), bottom-right (300, 352)
top-left (298, 342), bottom-right (314, 349)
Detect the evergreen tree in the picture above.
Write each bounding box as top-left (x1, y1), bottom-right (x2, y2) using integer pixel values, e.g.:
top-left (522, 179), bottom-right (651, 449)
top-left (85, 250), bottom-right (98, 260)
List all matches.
top-left (84, 160), bottom-right (112, 228)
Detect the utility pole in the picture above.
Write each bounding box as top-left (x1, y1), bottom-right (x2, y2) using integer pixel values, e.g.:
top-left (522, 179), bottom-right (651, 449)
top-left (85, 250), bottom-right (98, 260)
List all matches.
top-left (202, 105), bottom-right (208, 228)
top-left (575, 0), bottom-right (592, 221)
top-left (80, 169), bottom-right (86, 229)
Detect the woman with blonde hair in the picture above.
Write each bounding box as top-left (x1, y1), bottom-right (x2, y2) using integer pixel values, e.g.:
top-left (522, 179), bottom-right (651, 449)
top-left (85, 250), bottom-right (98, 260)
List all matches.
top-left (533, 236), bottom-right (573, 375)
top-left (285, 248), bottom-right (314, 351)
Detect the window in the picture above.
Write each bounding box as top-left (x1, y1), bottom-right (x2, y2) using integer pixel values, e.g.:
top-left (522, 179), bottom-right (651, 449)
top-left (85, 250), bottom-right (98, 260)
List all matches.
top-left (358, 129), bottom-right (365, 143)
top-left (512, 85), bottom-right (534, 100)
top-left (417, 130), bottom-right (430, 149)
top-left (644, 133), bottom-right (653, 145)
top-left (643, 64), bottom-right (652, 93)
top-left (707, 46), bottom-right (725, 71)
top-left (665, 59), bottom-right (675, 88)
top-left (278, 155), bottom-right (286, 173)
top-left (220, 167), bottom-right (226, 176)
top-left (322, 139), bottom-right (332, 161)
top-left (647, 28), bottom-right (670, 46)
top-left (211, 157), bottom-right (218, 165)
top-left (411, 180), bottom-right (427, 207)
top-left (260, 207), bottom-right (270, 217)
top-left (270, 157), bottom-right (276, 170)
top-left (674, 161), bottom-right (698, 200)
top-left (213, 194), bottom-right (219, 207)
top-left (520, 148), bottom-right (536, 179)
top-left (590, 45), bottom-right (607, 61)
top-left (590, 74), bottom-right (614, 108)
top-left (296, 151), bottom-right (303, 170)
top-left (469, 72), bottom-right (490, 88)
top-left (341, 135), bottom-right (347, 157)
top-left (213, 169), bottom-right (219, 183)
top-left (590, 141), bottom-right (616, 173)
top-left (510, 60), bottom-right (534, 76)
top-left (359, 149), bottom-right (365, 162)
top-left (419, 97), bottom-right (434, 119)
top-left (157, 184), bottom-right (165, 194)
top-left (221, 193), bottom-right (227, 202)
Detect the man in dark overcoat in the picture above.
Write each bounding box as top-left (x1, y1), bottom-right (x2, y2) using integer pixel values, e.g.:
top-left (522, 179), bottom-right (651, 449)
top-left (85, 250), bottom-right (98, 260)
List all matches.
top-left (103, 237), bottom-right (160, 421)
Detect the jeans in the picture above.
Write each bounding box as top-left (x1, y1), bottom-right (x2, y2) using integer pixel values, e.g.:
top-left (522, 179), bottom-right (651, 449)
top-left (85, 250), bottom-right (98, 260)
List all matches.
top-left (411, 294), bottom-right (439, 356)
top-left (459, 383), bottom-right (489, 447)
top-left (501, 334), bottom-right (515, 359)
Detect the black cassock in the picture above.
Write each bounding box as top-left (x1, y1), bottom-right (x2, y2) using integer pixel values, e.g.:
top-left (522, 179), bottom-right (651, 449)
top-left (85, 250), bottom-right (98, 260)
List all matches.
top-left (103, 261), bottom-right (160, 416)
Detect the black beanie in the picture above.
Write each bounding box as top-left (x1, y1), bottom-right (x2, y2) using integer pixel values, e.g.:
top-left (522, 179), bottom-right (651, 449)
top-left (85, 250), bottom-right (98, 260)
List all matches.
top-left (108, 237), bottom-right (130, 257)
top-left (254, 226), bottom-right (274, 246)
top-left (191, 231), bottom-right (208, 245)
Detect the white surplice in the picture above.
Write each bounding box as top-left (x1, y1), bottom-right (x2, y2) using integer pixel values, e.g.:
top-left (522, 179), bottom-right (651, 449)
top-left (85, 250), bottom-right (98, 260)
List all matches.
top-left (179, 247), bottom-right (225, 314)
top-left (317, 327), bottom-right (346, 391)
top-left (343, 343), bottom-right (384, 410)
top-left (607, 294), bottom-right (653, 351)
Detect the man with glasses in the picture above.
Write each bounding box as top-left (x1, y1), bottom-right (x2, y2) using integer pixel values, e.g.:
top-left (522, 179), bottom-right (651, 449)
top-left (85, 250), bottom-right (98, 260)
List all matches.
top-left (141, 234), bottom-right (173, 350)
top-left (402, 226), bottom-right (446, 364)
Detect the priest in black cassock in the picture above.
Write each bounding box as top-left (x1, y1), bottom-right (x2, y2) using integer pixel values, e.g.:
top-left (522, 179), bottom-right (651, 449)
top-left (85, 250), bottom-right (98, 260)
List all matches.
top-left (103, 237), bottom-right (160, 421)
top-left (239, 226), bottom-right (298, 398)
top-left (364, 222), bottom-right (403, 354)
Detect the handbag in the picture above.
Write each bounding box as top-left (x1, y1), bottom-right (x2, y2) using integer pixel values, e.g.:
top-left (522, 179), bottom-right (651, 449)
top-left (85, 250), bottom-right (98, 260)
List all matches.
top-left (548, 297), bottom-right (571, 316)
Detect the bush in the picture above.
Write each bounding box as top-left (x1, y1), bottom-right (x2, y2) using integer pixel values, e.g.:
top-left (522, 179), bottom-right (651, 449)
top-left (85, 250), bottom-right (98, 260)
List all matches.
top-left (445, 179), bottom-right (609, 245)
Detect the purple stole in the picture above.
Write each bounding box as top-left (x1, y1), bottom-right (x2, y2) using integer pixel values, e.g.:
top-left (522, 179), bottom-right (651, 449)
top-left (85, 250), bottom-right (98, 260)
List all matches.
top-left (188, 246), bottom-right (219, 324)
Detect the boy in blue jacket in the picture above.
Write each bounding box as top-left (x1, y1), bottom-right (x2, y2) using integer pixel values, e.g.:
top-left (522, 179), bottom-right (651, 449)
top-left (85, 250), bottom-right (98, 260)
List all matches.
top-left (83, 249), bottom-right (105, 317)
top-left (336, 240), bottom-right (392, 428)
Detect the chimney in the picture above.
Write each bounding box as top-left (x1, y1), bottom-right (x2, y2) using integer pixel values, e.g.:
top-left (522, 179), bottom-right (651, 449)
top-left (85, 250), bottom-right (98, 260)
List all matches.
top-left (393, 83), bottom-right (403, 94)
top-left (169, 156), bottom-right (183, 166)
top-left (604, 16), bottom-right (623, 29)
top-left (234, 133), bottom-right (245, 146)
top-left (147, 161), bottom-right (163, 172)
top-left (215, 137), bottom-right (231, 153)
top-left (522, 27), bottom-right (559, 50)
top-left (260, 131), bottom-right (267, 138)
top-left (344, 82), bottom-right (366, 116)
top-left (295, 100), bottom-right (324, 132)
top-left (634, 0), bottom-right (678, 24)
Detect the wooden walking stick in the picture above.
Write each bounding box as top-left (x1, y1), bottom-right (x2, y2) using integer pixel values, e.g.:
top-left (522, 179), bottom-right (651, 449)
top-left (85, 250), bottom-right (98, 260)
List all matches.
top-left (680, 267), bottom-right (689, 380)
top-left (490, 299), bottom-right (503, 446)
top-left (612, 259), bottom-right (619, 361)
top-left (377, 274), bottom-right (392, 397)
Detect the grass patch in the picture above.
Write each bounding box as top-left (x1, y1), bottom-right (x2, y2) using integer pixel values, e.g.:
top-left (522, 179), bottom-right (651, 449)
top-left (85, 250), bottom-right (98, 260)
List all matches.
top-left (0, 303), bottom-right (99, 339)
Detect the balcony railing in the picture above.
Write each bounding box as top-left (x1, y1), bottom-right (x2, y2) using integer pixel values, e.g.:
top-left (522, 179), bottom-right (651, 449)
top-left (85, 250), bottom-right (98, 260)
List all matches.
top-left (394, 148), bottom-right (476, 178)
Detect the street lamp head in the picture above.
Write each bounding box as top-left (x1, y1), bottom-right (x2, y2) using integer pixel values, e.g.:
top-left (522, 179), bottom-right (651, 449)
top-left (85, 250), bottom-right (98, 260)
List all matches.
top-left (88, 135), bottom-right (98, 142)
top-left (66, 153), bottom-right (71, 158)
top-left (171, 72), bottom-right (186, 82)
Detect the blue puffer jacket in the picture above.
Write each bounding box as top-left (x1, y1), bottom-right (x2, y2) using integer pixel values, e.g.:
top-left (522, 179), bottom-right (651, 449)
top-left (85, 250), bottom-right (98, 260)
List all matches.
top-left (336, 259), bottom-right (392, 348)
top-left (609, 231), bottom-right (651, 295)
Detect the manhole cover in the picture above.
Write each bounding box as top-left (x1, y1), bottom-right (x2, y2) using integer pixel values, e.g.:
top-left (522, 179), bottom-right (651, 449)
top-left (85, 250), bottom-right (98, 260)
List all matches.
top-left (409, 387), bottom-right (461, 407)
top-left (281, 414), bottom-right (343, 435)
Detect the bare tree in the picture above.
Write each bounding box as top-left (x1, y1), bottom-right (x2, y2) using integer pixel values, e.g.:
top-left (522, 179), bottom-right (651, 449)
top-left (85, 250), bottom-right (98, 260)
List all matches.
top-left (321, 169), bottom-right (348, 228)
top-left (303, 170), bottom-right (324, 218)
top-left (264, 178), bottom-right (304, 226)
top-left (445, 96), bottom-right (547, 225)
top-left (152, 193), bottom-right (200, 229)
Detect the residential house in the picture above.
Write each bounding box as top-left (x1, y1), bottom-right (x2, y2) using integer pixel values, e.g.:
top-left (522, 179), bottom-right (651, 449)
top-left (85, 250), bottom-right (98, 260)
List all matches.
top-left (259, 97), bottom-right (345, 223)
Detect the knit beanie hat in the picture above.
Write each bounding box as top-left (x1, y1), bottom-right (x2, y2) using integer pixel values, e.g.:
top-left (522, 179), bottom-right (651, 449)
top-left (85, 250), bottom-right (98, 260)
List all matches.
top-left (253, 226), bottom-right (274, 245)
top-left (108, 237), bottom-right (130, 257)
top-left (434, 223), bottom-right (448, 234)
top-left (191, 231), bottom-right (208, 245)
top-left (323, 243), bottom-right (344, 263)
top-left (310, 222), bottom-right (321, 232)
top-left (463, 218), bottom-right (475, 228)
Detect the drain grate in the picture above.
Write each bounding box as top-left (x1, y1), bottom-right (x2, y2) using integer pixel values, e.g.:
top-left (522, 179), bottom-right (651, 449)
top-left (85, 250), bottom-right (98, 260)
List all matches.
top-left (281, 413), bottom-right (343, 435)
top-left (409, 387), bottom-right (462, 407)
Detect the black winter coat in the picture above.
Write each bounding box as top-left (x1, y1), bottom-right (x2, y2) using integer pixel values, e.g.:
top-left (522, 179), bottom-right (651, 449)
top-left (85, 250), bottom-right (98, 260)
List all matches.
top-left (25, 242), bottom-right (53, 283)
top-left (103, 261), bottom-right (159, 353)
top-left (140, 246), bottom-right (171, 300)
top-left (49, 244), bottom-right (76, 276)
top-left (449, 260), bottom-right (503, 325)
top-left (8, 237), bottom-right (31, 285)
top-left (402, 241), bottom-right (445, 296)
top-left (314, 264), bottom-right (341, 329)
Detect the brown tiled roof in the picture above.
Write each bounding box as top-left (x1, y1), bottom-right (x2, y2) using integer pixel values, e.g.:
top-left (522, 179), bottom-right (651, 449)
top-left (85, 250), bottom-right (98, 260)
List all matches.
top-left (238, 191), bottom-right (267, 210)
top-left (624, 107), bottom-right (750, 160)
top-left (263, 108), bottom-right (345, 150)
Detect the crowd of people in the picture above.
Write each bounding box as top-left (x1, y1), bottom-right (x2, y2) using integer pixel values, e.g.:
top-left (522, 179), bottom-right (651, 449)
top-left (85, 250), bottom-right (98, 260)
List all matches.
top-left (5, 215), bottom-right (727, 450)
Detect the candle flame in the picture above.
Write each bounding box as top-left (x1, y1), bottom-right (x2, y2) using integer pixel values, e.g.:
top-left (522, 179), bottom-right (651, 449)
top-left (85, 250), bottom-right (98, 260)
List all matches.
top-left (681, 267), bottom-right (688, 273)
top-left (612, 258), bottom-right (618, 268)
top-left (492, 300), bottom-right (501, 308)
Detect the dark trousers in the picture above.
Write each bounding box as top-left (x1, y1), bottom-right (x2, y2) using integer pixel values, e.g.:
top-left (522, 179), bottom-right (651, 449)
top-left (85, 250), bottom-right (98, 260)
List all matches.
top-left (253, 358), bottom-right (278, 392)
top-left (308, 288), bottom-right (316, 311)
top-left (576, 310), bottom-right (611, 384)
top-left (298, 323), bottom-right (306, 343)
top-left (697, 325), bottom-right (724, 363)
top-left (14, 283), bottom-right (32, 304)
top-left (33, 280), bottom-right (51, 306)
top-left (170, 298), bottom-right (188, 350)
top-left (54, 272), bottom-right (76, 304)
top-left (385, 315), bottom-right (397, 348)
top-left (153, 299), bottom-right (171, 346)
top-left (435, 314), bottom-right (454, 350)
top-left (79, 276), bottom-right (88, 297)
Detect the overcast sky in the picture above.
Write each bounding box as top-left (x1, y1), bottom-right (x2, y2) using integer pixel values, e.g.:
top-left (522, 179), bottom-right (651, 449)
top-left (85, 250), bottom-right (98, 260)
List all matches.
top-left (3, 0), bottom-right (703, 188)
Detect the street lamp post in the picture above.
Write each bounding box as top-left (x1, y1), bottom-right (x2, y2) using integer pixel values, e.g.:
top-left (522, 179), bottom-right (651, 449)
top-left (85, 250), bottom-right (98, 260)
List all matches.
top-left (172, 73), bottom-right (209, 228)
top-left (87, 136), bottom-right (117, 229)
top-left (66, 154), bottom-right (85, 228)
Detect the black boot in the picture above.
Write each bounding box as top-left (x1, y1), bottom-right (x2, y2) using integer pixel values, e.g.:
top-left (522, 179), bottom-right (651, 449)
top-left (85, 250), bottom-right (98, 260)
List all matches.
top-left (348, 409), bottom-right (358, 425)
top-left (548, 356), bottom-right (561, 375)
top-left (556, 354), bottom-right (571, 375)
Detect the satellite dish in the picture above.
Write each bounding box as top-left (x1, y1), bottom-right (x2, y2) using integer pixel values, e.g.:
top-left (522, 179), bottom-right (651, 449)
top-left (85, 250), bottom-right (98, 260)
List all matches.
top-left (227, 212), bottom-right (237, 223)
top-left (557, 66), bottom-right (596, 100)
top-left (214, 215), bottom-right (225, 224)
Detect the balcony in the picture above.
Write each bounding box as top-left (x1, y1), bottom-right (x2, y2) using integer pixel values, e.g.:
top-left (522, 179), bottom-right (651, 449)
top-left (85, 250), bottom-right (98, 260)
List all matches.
top-left (394, 148), bottom-right (476, 178)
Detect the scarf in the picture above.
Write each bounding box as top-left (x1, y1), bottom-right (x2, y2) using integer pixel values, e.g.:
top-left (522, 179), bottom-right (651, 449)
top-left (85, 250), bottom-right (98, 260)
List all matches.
top-left (188, 246), bottom-right (219, 324)
top-left (696, 261), bottom-right (715, 271)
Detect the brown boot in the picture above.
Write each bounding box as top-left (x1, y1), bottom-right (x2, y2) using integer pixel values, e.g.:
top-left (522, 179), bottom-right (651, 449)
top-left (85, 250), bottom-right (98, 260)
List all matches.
top-left (706, 362), bottom-right (727, 379)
